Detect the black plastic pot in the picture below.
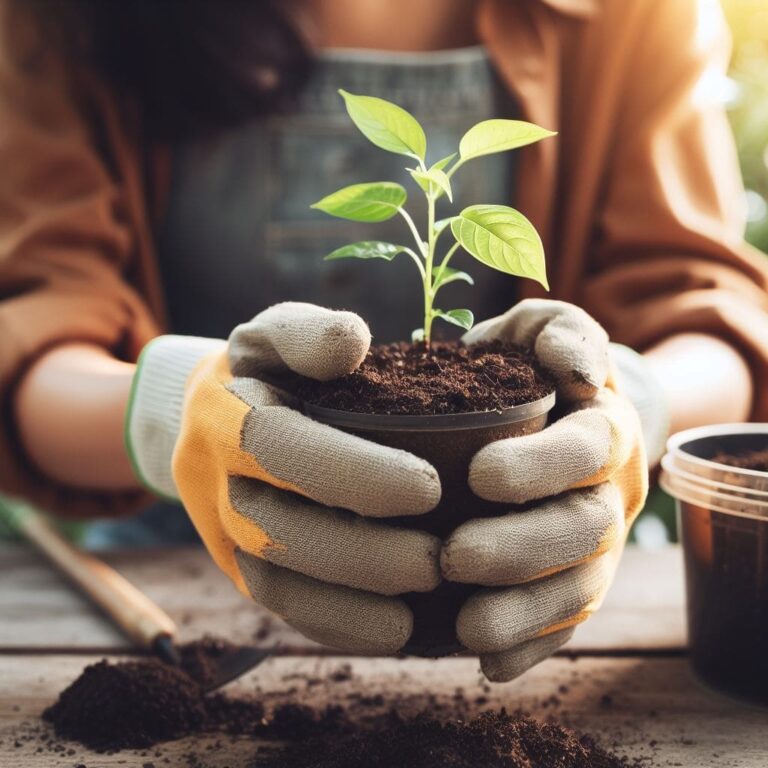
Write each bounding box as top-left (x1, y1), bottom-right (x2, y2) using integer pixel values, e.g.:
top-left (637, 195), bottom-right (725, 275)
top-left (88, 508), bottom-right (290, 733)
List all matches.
top-left (660, 424), bottom-right (768, 705)
top-left (306, 392), bottom-right (557, 656)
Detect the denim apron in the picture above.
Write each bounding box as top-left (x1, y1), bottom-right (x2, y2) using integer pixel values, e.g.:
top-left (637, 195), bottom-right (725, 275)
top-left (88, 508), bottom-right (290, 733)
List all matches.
top-left (86, 46), bottom-right (518, 547)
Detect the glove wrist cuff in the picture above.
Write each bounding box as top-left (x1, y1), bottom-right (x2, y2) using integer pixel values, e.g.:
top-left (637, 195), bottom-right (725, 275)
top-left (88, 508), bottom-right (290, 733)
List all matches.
top-left (609, 342), bottom-right (670, 467)
top-left (125, 335), bottom-right (226, 499)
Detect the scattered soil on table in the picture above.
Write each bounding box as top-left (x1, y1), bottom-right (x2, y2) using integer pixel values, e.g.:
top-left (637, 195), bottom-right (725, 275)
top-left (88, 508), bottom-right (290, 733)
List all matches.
top-left (252, 709), bottom-right (633, 768)
top-left (710, 447), bottom-right (768, 472)
top-left (39, 638), bottom-right (642, 767)
top-left (291, 340), bottom-right (554, 415)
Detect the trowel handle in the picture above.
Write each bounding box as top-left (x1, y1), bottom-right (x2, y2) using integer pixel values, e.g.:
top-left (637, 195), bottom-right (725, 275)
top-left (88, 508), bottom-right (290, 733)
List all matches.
top-left (14, 506), bottom-right (177, 651)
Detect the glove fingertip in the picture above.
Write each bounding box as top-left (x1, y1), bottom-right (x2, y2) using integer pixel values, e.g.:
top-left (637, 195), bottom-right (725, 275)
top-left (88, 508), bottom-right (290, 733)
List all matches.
top-left (535, 313), bottom-right (609, 402)
top-left (306, 310), bottom-right (372, 381)
top-left (479, 627), bottom-right (576, 682)
top-left (228, 303), bottom-right (371, 382)
top-left (468, 444), bottom-right (529, 505)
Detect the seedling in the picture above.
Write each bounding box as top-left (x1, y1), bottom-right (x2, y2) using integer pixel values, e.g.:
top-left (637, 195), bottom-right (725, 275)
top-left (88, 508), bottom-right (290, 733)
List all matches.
top-left (311, 90), bottom-right (555, 344)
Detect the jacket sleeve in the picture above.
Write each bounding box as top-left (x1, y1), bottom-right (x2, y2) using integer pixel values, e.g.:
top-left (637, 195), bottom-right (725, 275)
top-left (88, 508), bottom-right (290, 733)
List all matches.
top-left (581, 0), bottom-right (768, 420)
top-left (0, 3), bottom-right (159, 517)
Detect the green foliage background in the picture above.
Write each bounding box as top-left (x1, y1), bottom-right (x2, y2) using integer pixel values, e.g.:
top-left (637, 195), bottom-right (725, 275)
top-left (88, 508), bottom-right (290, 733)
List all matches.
top-left (726, 0), bottom-right (768, 252)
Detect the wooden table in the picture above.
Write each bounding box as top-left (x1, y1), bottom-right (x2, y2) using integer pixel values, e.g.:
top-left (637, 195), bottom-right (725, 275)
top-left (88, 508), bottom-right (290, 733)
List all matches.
top-left (1, 544), bottom-right (765, 766)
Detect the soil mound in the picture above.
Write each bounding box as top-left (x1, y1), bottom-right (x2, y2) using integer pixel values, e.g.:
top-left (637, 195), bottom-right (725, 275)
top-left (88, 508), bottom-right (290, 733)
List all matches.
top-left (42, 638), bottom-right (637, 767)
top-left (43, 639), bottom-right (265, 751)
top-left (253, 709), bottom-right (631, 768)
top-left (292, 340), bottom-right (554, 415)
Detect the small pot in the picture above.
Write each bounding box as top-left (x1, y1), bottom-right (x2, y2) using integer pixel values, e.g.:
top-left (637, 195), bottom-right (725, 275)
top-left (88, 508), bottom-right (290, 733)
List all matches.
top-left (306, 391), bottom-right (556, 656)
top-left (660, 424), bottom-right (768, 705)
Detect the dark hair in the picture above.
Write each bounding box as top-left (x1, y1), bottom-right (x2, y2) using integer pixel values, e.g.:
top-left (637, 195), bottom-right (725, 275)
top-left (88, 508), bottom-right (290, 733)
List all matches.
top-left (24, 0), bottom-right (313, 141)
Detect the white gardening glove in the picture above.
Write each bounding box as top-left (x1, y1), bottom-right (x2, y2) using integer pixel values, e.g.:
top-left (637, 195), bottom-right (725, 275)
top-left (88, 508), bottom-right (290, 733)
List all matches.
top-left (126, 302), bottom-right (442, 654)
top-left (442, 300), bottom-right (648, 681)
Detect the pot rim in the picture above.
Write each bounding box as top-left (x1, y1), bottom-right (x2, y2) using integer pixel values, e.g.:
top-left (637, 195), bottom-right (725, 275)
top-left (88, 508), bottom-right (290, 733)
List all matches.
top-left (660, 468), bottom-right (768, 521)
top-left (660, 454), bottom-right (768, 499)
top-left (304, 390), bottom-right (556, 432)
top-left (666, 423), bottom-right (768, 480)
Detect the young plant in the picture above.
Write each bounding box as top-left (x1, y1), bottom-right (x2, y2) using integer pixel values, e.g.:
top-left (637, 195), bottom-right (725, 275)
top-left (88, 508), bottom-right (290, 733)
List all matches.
top-left (311, 90), bottom-right (555, 344)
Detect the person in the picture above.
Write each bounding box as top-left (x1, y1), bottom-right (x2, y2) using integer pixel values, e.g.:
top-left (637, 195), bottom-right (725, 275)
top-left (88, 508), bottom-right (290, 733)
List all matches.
top-left (1, 0), bottom-right (766, 681)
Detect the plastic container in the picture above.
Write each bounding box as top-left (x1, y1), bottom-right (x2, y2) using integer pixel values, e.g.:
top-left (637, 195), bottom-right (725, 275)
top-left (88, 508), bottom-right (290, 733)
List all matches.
top-left (306, 391), bottom-right (556, 656)
top-left (660, 424), bottom-right (768, 705)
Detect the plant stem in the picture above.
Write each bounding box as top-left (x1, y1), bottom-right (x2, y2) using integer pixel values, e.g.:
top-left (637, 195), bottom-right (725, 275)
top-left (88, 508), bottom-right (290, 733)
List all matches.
top-left (432, 241), bottom-right (461, 292)
top-left (403, 247), bottom-right (426, 280)
top-left (398, 208), bottom-right (427, 258)
top-left (423, 190), bottom-right (437, 344)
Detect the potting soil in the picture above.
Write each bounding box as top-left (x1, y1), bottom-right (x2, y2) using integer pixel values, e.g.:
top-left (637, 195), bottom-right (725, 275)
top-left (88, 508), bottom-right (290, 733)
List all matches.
top-left (40, 639), bottom-right (638, 766)
top-left (292, 340), bottom-right (554, 415)
top-left (252, 709), bottom-right (632, 768)
top-left (42, 638), bottom-right (266, 751)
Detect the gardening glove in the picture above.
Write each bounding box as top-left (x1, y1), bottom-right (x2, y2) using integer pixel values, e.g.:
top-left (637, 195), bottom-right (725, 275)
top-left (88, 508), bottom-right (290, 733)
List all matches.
top-left (441, 299), bottom-right (649, 682)
top-left (125, 302), bottom-right (442, 654)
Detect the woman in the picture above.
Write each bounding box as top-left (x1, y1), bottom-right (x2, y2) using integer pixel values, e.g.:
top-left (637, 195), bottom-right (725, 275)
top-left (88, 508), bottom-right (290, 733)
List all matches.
top-left (1, 0), bottom-right (766, 681)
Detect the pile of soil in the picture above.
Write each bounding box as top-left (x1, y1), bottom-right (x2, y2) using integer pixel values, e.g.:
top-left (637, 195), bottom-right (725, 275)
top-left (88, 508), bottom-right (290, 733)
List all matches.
top-left (40, 638), bottom-right (639, 766)
top-left (292, 340), bottom-right (554, 415)
top-left (43, 638), bottom-right (266, 751)
top-left (711, 447), bottom-right (768, 472)
top-left (253, 710), bottom-right (631, 768)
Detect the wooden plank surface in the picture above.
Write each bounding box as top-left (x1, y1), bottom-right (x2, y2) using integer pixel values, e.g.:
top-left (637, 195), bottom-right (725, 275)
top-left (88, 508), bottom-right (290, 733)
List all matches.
top-left (1, 654), bottom-right (765, 767)
top-left (0, 544), bottom-right (686, 653)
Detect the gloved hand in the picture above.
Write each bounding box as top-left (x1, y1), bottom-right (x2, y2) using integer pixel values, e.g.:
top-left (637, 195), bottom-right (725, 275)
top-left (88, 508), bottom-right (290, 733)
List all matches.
top-left (125, 302), bottom-right (442, 654)
top-left (442, 299), bottom-right (648, 682)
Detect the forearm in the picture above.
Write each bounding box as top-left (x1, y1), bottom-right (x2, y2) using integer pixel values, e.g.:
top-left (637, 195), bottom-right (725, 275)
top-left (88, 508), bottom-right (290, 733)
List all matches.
top-left (644, 333), bottom-right (753, 435)
top-left (14, 344), bottom-right (139, 490)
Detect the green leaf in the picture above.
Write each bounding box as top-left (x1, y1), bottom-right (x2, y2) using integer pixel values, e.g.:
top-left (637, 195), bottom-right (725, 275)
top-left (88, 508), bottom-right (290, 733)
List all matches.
top-left (409, 167), bottom-right (453, 201)
top-left (430, 153), bottom-right (456, 172)
top-left (451, 204), bottom-right (549, 290)
top-left (459, 119), bottom-right (556, 162)
top-left (311, 182), bottom-right (407, 222)
top-left (339, 90), bottom-right (426, 161)
top-left (324, 241), bottom-right (409, 262)
top-left (432, 265), bottom-right (474, 289)
top-left (434, 308), bottom-right (475, 330)
top-left (434, 217), bottom-right (456, 235)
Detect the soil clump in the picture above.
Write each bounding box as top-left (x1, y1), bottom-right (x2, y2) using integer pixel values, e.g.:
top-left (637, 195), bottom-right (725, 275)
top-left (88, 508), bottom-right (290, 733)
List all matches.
top-left (292, 340), bottom-right (553, 415)
top-left (43, 639), bottom-right (266, 751)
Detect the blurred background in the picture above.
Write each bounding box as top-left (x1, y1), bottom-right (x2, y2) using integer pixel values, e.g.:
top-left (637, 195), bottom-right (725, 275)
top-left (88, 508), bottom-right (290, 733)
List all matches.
top-left (725, 0), bottom-right (768, 253)
top-left (635, 0), bottom-right (768, 546)
top-left (1, 0), bottom-right (766, 548)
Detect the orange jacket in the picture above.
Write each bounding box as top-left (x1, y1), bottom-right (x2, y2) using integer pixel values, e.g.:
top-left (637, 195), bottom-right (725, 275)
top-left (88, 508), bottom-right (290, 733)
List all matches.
top-left (1, 0), bottom-right (767, 517)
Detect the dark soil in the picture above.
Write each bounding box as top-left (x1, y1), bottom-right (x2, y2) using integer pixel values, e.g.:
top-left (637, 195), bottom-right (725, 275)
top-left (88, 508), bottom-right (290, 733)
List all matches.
top-left (292, 340), bottom-right (554, 415)
top-left (710, 447), bottom-right (768, 472)
top-left (43, 639), bottom-right (266, 751)
top-left (252, 710), bottom-right (632, 768)
top-left (43, 658), bottom-right (210, 751)
top-left (40, 639), bottom-right (639, 766)
top-left (178, 635), bottom-right (240, 688)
